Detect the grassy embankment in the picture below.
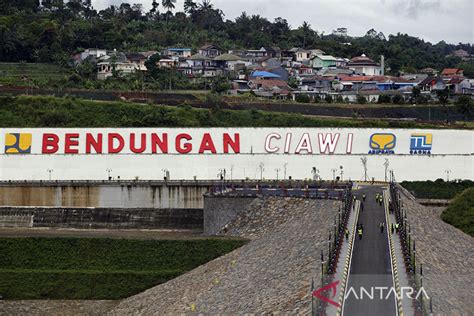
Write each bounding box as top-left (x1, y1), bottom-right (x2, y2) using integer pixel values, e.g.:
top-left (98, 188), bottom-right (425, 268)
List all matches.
top-left (0, 95), bottom-right (455, 128)
top-left (401, 181), bottom-right (474, 236)
top-left (0, 237), bottom-right (246, 299)
top-left (440, 188), bottom-right (474, 236)
top-left (400, 180), bottom-right (473, 199)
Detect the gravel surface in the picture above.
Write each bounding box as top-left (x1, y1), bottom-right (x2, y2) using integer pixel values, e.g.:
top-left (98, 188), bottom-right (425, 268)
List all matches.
top-left (400, 188), bottom-right (474, 316)
top-left (110, 197), bottom-right (340, 314)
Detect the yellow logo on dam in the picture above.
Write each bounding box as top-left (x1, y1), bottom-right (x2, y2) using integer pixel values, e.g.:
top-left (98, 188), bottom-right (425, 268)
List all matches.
top-left (369, 133), bottom-right (396, 150)
top-left (368, 133), bottom-right (396, 154)
top-left (5, 133), bottom-right (32, 154)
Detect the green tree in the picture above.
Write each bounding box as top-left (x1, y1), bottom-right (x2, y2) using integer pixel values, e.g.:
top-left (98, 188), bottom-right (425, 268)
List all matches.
top-left (412, 86), bottom-right (421, 101)
top-left (436, 87), bottom-right (450, 124)
top-left (148, 0), bottom-right (159, 19)
top-left (298, 21), bottom-right (314, 48)
top-left (184, 0), bottom-right (197, 14)
top-left (162, 0), bottom-right (176, 21)
top-left (455, 95), bottom-right (473, 121)
top-left (288, 77), bottom-right (299, 89)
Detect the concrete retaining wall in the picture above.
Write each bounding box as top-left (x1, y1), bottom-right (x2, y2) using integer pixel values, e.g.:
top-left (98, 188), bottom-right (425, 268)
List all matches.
top-left (0, 207), bottom-right (202, 229)
top-left (0, 181), bottom-right (211, 208)
top-left (203, 195), bottom-right (256, 235)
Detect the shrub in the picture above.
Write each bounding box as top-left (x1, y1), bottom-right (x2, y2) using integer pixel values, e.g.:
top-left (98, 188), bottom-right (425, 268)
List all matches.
top-left (392, 94), bottom-right (405, 104)
top-left (325, 95), bottom-right (333, 103)
top-left (357, 95), bottom-right (366, 104)
top-left (401, 180), bottom-right (473, 199)
top-left (212, 80), bottom-right (231, 94)
top-left (295, 94), bottom-right (310, 103)
top-left (378, 95), bottom-right (391, 103)
top-left (441, 188), bottom-right (474, 236)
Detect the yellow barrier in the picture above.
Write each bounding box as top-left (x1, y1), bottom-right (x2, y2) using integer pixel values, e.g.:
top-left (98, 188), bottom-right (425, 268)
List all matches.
top-left (336, 200), bottom-right (360, 316)
top-left (384, 190), bottom-right (403, 316)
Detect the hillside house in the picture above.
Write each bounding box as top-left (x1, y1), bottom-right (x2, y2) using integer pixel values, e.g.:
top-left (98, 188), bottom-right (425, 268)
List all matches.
top-left (311, 55), bottom-right (337, 69)
top-left (294, 48), bottom-right (311, 62)
top-left (162, 48), bottom-right (192, 60)
top-left (441, 68), bottom-right (464, 77)
top-left (418, 76), bottom-right (446, 92)
top-left (198, 45), bottom-right (220, 58)
top-left (80, 48), bottom-right (107, 61)
top-left (347, 54), bottom-right (381, 76)
top-left (97, 61), bottom-right (139, 80)
top-left (299, 75), bottom-right (332, 93)
top-left (125, 53), bottom-right (147, 71)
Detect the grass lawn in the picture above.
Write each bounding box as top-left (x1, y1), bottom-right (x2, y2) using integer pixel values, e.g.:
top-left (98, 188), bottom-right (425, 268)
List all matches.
top-left (0, 95), bottom-right (457, 128)
top-left (0, 237), bottom-right (246, 299)
top-left (441, 188), bottom-right (474, 236)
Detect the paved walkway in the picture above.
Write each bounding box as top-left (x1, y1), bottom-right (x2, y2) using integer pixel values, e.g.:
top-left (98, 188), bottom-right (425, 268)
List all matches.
top-left (326, 199), bottom-right (359, 316)
top-left (342, 186), bottom-right (397, 316)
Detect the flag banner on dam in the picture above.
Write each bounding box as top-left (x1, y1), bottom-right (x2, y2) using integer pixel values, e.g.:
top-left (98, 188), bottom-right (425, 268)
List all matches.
top-left (0, 128), bottom-right (472, 181)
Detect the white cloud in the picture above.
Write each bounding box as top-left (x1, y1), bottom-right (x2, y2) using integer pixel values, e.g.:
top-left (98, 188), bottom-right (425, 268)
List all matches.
top-left (91, 0), bottom-right (474, 44)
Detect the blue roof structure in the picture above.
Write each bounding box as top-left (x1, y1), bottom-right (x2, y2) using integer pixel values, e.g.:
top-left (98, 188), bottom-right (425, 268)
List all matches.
top-left (250, 71), bottom-right (281, 79)
top-left (167, 48), bottom-right (192, 51)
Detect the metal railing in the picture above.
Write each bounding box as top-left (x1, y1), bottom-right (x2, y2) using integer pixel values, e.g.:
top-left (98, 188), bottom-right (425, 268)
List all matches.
top-left (312, 183), bottom-right (353, 315)
top-left (389, 181), bottom-right (431, 316)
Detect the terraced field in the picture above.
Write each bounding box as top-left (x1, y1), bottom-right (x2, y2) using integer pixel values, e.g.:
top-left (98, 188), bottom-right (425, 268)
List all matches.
top-left (0, 63), bottom-right (71, 86)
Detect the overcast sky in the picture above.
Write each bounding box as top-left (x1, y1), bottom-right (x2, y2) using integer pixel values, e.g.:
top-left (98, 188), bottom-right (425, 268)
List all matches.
top-left (92, 0), bottom-right (473, 44)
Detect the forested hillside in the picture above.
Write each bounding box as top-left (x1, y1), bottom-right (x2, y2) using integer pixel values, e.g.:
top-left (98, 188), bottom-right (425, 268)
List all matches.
top-left (0, 0), bottom-right (472, 76)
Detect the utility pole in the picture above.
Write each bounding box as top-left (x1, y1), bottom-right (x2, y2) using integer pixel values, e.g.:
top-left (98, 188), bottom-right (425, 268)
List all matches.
top-left (331, 168), bottom-right (337, 181)
top-left (339, 165), bottom-right (344, 181)
top-left (311, 167), bottom-right (319, 181)
top-left (283, 163), bottom-right (288, 180)
top-left (106, 168), bottom-right (112, 180)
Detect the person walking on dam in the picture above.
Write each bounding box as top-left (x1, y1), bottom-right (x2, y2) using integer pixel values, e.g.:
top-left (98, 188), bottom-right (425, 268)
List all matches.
top-left (345, 228), bottom-right (350, 241)
top-left (358, 227), bottom-right (363, 240)
top-left (380, 222), bottom-right (385, 233)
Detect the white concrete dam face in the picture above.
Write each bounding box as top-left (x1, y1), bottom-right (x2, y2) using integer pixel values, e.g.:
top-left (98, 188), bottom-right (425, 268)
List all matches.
top-left (0, 128), bottom-right (472, 181)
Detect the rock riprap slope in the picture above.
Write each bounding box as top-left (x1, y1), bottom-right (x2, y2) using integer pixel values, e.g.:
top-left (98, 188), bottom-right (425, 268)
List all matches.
top-left (400, 189), bottom-right (473, 316)
top-left (110, 197), bottom-right (340, 314)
